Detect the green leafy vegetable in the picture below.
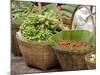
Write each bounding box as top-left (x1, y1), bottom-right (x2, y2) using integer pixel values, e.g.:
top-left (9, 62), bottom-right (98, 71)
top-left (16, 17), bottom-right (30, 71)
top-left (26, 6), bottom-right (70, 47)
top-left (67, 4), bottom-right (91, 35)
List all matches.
top-left (11, 7), bottom-right (29, 25)
top-left (20, 13), bottom-right (62, 42)
top-left (42, 4), bottom-right (58, 19)
top-left (60, 4), bottom-right (77, 13)
top-left (87, 52), bottom-right (96, 63)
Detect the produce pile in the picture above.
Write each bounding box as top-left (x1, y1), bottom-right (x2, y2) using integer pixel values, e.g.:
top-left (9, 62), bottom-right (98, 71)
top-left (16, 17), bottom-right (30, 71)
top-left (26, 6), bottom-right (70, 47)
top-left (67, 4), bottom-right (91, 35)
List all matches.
top-left (11, 2), bottom-right (78, 26)
top-left (42, 4), bottom-right (57, 17)
top-left (20, 13), bottom-right (62, 42)
top-left (58, 40), bottom-right (88, 49)
top-left (11, 2), bottom-right (38, 25)
top-left (11, 7), bottom-right (28, 25)
top-left (49, 30), bottom-right (93, 52)
top-left (42, 4), bottom-right (77, 18)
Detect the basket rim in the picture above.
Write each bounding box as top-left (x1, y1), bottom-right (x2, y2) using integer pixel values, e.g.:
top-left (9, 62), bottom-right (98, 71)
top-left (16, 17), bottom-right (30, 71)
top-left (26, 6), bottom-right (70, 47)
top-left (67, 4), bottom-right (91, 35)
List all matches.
top-left (16, 31), bottom-right (50, 45)
top-left (52, 45), bottom-right (94, 54)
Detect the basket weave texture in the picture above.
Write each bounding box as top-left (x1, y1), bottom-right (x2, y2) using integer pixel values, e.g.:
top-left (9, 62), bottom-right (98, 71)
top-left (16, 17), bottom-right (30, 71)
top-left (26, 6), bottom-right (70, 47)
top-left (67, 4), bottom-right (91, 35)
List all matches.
top-left (17, 36), bottom-right (59, 70)
top-left (51, 6), bottom-right (96, 71)
top-left (53, 48), bottom-right (92, 71)
top-left (85, 60), bottom-right (96, 69)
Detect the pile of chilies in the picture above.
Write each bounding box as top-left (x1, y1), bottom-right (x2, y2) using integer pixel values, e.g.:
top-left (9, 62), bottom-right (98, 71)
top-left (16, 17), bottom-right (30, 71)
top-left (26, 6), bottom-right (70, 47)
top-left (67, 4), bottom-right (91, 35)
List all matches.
top-left (58, 40), bottom-right (88, 49)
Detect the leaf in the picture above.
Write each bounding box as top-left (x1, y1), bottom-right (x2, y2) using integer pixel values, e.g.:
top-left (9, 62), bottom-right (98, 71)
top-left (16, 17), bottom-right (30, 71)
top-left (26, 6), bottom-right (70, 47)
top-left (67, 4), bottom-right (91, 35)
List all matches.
top-left (61, 4), bottom-right (77, 13)
top-left (49, 30), bottom-right (93, 46)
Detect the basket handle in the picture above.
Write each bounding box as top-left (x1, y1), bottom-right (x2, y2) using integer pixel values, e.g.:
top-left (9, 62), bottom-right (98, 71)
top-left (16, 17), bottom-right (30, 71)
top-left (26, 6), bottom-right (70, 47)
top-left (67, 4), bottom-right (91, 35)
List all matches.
top-left (71, 6), bottom-right (96, 48)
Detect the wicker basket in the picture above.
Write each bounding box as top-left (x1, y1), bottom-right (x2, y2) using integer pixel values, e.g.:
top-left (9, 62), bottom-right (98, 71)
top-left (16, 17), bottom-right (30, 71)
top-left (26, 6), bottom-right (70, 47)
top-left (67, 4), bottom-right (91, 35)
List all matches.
top-left (11, 24), bottom-right (21, 56)
top-left (53, 47), bottom-right (93, 70)
top-left (16, 33), bottom-right (59, 70)
top-left (51, 6), bottom-right (96, 71)
top-left (85, 51), bottom-right (96, 69)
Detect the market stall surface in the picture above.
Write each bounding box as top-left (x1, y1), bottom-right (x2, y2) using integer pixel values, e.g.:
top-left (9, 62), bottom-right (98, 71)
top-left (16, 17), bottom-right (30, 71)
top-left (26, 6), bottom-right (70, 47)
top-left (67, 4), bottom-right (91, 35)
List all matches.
top-left (11, 54), bottom-right (62, 75)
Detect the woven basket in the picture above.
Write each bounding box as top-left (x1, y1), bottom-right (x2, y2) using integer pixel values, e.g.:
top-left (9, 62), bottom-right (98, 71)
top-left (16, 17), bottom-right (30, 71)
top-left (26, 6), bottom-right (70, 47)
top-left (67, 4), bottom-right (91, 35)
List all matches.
top-left (16, 33), bottom-right (58, 70)
top-left (11, 24), bottom-right (21, 56)
top-left (15, 3), bottom-right (60, 70)
top-left (54, 48), bottom-right (93, 70)
top-left (85, 51), bottom-right (96, 69)
top-left (50, 6), bottom-right (95, 71)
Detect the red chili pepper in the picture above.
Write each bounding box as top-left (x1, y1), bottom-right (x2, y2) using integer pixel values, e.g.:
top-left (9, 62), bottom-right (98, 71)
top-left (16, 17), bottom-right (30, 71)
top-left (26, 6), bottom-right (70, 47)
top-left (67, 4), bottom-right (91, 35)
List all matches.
top-left (58, 40), bottom-right (70, 48)
top-left (58, 40), bottom-right (87, 49)
top-left (58, 40), bottom-right (66, 48)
